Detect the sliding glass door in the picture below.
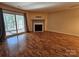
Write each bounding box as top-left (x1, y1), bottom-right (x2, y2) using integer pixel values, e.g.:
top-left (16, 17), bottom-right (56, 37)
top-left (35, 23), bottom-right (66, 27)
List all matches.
top-left (16, 15), bottom-right (25, 33)
top-left (3, 13), bottom-right (17, 36)
top-left (3, 13), bottom-right (25, 36)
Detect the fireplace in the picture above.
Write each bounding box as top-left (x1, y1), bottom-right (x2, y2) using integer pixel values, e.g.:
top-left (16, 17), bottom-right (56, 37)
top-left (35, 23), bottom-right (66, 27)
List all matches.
top-left (32, 20), bottom-right (44, 32)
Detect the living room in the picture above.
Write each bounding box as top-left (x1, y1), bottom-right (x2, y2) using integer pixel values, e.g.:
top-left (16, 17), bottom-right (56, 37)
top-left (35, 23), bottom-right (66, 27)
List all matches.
top-left (0, 2), bottom-right (79, 57)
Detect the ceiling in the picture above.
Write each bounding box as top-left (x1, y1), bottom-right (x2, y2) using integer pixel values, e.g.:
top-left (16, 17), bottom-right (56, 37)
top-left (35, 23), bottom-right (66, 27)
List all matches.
top-left (2, 2), bottom-right (79, 12)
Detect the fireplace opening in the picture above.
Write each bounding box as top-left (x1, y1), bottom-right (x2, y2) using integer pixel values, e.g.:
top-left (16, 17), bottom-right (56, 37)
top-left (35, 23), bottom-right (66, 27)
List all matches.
top-left (35, 25), bottom-right (42, 32)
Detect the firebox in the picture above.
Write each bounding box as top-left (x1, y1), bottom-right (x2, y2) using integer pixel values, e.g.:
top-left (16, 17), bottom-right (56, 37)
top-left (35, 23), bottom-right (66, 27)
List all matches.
top-left (35, 24), bottom-right (42, 32)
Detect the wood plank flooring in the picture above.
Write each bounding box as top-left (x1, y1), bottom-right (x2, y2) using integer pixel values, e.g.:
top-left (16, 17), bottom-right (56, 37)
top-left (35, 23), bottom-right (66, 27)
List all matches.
top-left (1, 31), bottom-right (79, 57)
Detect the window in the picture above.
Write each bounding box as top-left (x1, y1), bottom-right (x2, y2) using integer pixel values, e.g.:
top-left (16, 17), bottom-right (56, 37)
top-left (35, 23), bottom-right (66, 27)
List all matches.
top-left (3, 13), bottom-right (25, 36)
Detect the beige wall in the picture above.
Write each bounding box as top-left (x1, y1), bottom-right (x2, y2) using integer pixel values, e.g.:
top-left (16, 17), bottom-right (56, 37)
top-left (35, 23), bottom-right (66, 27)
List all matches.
top-left (27, 12), bottom-right (48, 31)
top-left (47, 8), bottom-right (79, 36)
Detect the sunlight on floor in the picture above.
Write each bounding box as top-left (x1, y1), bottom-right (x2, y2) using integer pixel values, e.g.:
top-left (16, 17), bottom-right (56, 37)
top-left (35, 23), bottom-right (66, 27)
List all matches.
top-left (6, 34), bottom-right (27, 56)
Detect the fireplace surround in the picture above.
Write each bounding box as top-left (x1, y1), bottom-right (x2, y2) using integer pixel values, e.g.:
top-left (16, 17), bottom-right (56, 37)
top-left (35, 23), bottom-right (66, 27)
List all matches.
top-left (32, 20), bottom-right (45, 32)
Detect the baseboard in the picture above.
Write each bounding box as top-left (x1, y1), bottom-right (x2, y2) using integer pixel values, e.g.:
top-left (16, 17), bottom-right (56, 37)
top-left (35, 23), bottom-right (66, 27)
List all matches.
top-left (47, 30), bottom-right (79, 37)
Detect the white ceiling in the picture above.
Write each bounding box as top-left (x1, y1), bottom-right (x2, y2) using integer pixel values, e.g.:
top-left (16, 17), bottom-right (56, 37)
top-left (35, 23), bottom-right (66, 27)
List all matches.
top-left (2, 2), bottom-right (79, 12)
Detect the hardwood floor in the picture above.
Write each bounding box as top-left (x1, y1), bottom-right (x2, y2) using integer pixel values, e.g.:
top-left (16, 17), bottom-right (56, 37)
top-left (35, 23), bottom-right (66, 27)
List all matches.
top-left (1, 31), bottom-right (79, 57)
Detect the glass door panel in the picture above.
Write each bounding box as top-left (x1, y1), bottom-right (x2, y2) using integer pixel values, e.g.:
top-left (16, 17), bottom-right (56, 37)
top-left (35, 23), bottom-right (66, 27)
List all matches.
top-left (3, 13), bottom-right (17, 36)
top-left (16, 15), bottom-right (25, 33)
